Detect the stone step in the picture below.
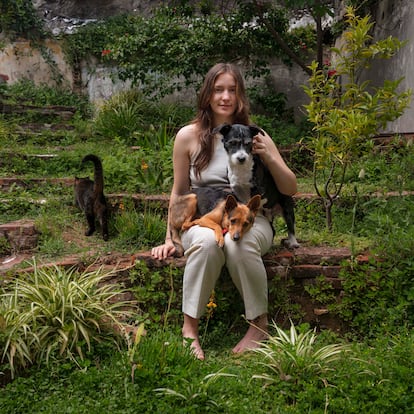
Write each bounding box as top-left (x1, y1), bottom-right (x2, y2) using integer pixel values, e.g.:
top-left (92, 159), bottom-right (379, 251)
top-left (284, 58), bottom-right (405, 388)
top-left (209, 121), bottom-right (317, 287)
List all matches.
top-left (0, 224), bottom-right (370, 332)
top-left (2, 244), bottom-right (363, 285)
top-left (0, 177), bottom-right (73, 190)
top-left (0, 219), bottom-right (39, 253)
top-left (0, 218), bottom-right (363, 282)
top-left (1, 176), bottom-right (413, 205)
top-left (1, 102), bottom-right (76, 120)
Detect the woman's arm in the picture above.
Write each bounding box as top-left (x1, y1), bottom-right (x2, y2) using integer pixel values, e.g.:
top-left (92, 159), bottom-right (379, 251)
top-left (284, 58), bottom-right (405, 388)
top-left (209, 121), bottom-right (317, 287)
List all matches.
top-left (151, 125), bottom-right (194, 259)
top-left (252, 130), bottom-right (297, 196)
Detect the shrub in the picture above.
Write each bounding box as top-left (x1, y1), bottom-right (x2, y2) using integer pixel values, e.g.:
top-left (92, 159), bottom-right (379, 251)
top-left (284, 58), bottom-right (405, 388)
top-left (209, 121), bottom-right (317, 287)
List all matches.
top-left (0, 261), bottom-right (136, 378)
top-left (93, 90), bottom-right (147, 144)
top-left (303, 6), bottom-right (411, 230)
top-left (252, 321), bottom-right (350, 383)
top-left (0, 0), bottom-right (44, 39)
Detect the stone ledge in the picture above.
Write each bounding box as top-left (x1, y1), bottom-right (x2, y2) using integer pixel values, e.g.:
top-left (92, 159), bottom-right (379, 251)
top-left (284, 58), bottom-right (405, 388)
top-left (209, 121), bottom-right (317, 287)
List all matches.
top-left (0, 219), bottom-right (39, 252)
top-left (0, 218), bottom-right (369, 286)
top-left (131, 246), bottom-right (369, 287)
top-left (1, 246), bottom-right (370, 333)
top-left (0, 177), bottom-right (73, 190)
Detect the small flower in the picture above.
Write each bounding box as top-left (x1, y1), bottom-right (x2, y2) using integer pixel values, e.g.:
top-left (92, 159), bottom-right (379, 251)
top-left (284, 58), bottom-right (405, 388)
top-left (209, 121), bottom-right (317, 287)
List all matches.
top-left (206, 290), bottom-right (217, 317)
top-left (141, 161), bottom-right (148, 170)
top-left (207, 301), bottom-right (217, 309)
top-left (101, 49), bottom-right (111, 57)
top-left (327, 69), bottom-right (337, 78)
top-left (119, 202), bottom-right (125, 211)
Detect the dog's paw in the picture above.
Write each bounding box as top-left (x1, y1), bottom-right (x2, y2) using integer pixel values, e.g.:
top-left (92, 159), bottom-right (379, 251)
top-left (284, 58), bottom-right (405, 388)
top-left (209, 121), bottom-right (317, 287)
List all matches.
top-left (282, 235), bottom-right (300, 249)
top-left (173, 250), bottom-right (184, 258)
top-left (173, 243), bottom-right (185, 257)
top-left (216, 236), bottom-right (225, 248)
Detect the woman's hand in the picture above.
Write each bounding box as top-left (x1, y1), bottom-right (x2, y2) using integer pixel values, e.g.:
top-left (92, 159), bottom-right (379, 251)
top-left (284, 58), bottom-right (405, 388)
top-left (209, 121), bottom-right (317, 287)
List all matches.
top-left (253, 130), bottom-right (297, 196)
top-left (151, 240), bottom-right (176, 260)
top-left (252, 131), bottom-right (274, 165)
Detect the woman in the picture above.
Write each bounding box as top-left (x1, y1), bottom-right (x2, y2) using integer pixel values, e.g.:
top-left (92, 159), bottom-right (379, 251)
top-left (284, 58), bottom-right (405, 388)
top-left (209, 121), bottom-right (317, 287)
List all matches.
top-left (151, 63), bottom-right (297, 360)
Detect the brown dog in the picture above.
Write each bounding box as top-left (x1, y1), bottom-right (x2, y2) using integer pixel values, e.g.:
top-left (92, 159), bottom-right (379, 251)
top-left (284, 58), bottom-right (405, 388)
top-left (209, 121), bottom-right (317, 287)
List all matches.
top-left (169, 189), bottom-right (262, 257)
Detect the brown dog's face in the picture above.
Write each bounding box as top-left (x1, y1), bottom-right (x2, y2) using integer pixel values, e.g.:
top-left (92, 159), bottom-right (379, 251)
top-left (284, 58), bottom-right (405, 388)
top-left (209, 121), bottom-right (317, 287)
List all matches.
top-left (224, 194), bottom-right (261, 241)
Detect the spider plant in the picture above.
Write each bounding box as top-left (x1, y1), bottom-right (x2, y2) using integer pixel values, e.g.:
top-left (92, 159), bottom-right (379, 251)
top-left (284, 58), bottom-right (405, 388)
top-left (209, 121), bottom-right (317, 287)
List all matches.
top-left (252, 320), bottom-right (350, 383)
top-left (0, 260), bottom-right (136, 378)
top-left (154, 369), bottom-right (237, 410)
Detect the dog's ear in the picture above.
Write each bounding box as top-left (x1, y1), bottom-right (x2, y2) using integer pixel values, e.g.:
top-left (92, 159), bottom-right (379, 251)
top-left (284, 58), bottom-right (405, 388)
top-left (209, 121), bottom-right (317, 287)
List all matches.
top-left (213, 123), bottom-right (232, 136)
top-left (247, 194), bottom-right (262, 214)
top-left (249, 125), bottom-right (263, 137)
top-left (225, 194), bottom-right (238, 211)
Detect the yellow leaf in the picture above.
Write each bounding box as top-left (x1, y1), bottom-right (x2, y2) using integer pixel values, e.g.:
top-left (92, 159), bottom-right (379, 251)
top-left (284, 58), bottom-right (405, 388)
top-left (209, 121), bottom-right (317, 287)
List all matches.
top-left (134, 323), bottom-right (146, 346)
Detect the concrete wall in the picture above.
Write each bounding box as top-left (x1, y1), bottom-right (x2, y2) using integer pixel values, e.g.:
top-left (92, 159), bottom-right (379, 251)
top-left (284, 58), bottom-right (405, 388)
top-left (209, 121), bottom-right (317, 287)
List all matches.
top-left (359, 0), bottom-right (414, 133)
top-left (0, 38), bottom-right (73, 88)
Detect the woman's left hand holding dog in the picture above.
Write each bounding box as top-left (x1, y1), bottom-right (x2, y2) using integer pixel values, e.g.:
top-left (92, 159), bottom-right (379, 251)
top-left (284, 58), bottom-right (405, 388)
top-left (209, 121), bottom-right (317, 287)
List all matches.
top-left (252, 130), bottom-right (277, 162)
top-left (253, 130), bottom-right (297, 196)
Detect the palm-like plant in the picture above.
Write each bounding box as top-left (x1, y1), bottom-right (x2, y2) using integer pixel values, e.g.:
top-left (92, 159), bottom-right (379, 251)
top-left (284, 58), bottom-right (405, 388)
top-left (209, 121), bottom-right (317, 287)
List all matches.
top-left (93, 90), bottom-right (146, 141)
top-left (0, 261), bottom-right (136, 377)
top-left (252, 320), bottom-right (349, 383)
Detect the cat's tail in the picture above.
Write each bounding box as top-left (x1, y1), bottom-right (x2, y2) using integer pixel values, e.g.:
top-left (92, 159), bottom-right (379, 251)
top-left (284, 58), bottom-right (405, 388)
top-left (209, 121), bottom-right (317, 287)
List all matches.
top-left (81, 154), bottom-right (104, 195)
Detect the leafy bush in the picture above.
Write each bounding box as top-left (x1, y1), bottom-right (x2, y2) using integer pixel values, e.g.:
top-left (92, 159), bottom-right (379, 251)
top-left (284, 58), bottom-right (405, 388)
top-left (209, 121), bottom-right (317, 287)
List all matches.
top-left (98, 5), bottom-right (291, 97)
top-left (128, 260), bottom-right (183, 328)
top-left (93, 90), bottom-right (147, 143)
top-left (93, 89), bottom-right (192, 147)
top-left (0, 0), bottom-right (44, 39)
top-left (0, 262), bottom-right (136, 378)
top-left (252, 321), bottom-right (350, 383)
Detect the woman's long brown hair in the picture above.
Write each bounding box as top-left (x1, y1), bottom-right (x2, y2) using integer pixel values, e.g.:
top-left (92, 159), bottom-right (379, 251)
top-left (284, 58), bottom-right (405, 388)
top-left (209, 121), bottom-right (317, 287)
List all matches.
top-left (191, 63), bottom-right (251, 177)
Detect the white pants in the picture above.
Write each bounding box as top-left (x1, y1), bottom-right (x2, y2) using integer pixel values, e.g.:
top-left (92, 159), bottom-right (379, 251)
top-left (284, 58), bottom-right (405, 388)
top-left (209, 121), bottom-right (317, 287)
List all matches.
top-left (181, 214), bottom-right (274, 320)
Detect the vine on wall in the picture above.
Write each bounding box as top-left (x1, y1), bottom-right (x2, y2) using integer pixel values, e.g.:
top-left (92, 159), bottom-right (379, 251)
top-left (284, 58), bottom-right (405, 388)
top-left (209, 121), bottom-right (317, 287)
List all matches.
top-left (0, 0), bottom-right (45, 40)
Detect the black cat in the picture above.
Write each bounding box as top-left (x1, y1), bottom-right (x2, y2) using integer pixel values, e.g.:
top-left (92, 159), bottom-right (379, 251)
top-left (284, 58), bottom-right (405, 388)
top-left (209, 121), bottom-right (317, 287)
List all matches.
top-left (74, 154), bottom-right (109, 241)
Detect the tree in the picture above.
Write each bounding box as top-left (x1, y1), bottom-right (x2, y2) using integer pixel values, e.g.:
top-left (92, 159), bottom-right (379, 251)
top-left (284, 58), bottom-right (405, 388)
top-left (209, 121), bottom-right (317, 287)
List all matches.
top-left (249, 0), bottom-right (334, 73)
top-left (63, 2), bottom-right (333, 98)
top-left (98, 4), bottom-right (314, 97)
top-left (303, 6), bottom-right (411, 231)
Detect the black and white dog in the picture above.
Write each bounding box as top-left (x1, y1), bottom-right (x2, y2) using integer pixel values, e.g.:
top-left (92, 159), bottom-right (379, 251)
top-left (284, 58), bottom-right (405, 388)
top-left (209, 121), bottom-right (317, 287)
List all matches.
top-left (215, 123), bottom-right (299, 249)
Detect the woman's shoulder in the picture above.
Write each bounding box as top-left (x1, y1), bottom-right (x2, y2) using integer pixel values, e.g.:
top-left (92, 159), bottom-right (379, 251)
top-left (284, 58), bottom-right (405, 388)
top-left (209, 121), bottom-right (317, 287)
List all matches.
top-left (175, 123), bottom-right (199, 150)
top-left (176, 123), bottom-right (198, 139)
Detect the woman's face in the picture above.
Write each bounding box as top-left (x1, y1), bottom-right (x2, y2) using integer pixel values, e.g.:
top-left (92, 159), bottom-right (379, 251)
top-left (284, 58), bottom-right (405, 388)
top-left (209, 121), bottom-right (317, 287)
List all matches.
top-left (209, 72), bottom-right (237, 124)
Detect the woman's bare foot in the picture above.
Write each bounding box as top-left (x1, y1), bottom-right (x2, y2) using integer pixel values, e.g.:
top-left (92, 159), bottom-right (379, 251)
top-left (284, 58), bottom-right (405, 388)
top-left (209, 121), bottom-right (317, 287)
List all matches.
top-left (183, 336), bottom-right (205, 360)
top-left (183, 314), bottom-right (205, 360)
top-left (232, 314), bottom-right (268, 354)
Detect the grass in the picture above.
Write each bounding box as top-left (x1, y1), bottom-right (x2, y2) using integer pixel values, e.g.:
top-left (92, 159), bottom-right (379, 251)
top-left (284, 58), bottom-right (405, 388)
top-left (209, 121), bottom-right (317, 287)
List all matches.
top-left (0, 326), bottom-right (413, 413)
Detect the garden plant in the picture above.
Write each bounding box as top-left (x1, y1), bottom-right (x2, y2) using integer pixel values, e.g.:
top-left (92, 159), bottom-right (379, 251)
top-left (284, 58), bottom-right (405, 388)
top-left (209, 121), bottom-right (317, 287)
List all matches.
top-left (303, 6), bottom-right (411, 230)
